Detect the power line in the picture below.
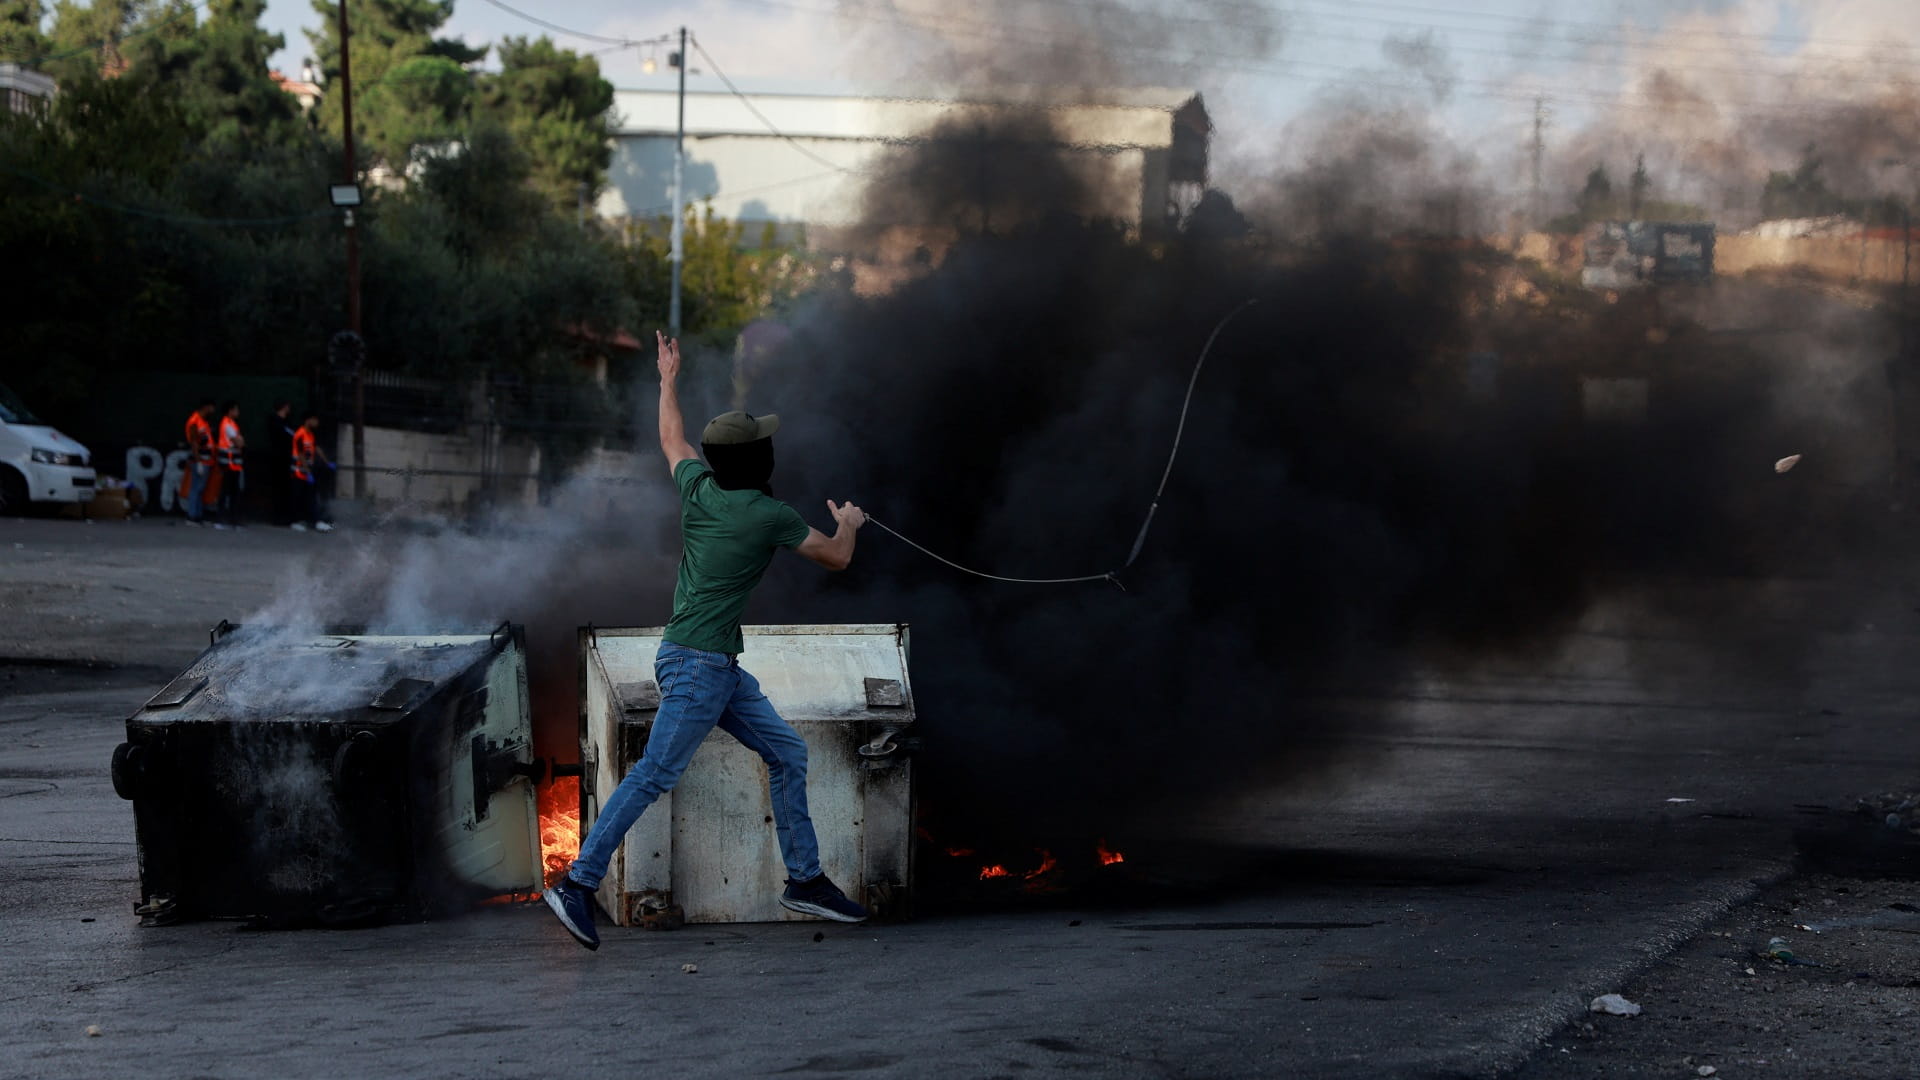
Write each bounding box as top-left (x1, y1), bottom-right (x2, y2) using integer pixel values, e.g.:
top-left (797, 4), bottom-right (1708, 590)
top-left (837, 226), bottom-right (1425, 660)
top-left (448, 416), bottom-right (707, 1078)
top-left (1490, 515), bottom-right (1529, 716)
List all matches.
top-left (1279, 19), bottom-right (1920, 89)
top-left (621, 166), bottom-right (853, 217)
top-left (734, 0), bottom-right (1916, 118)
top-left (1022, 0), bottom-right (1920, 60)
top-left (687, 35), bottom-right (858, 174)
top-left (1275, 0), bottom-right (1920, 56)
top-left (472, 0), bottom-right (671, 49)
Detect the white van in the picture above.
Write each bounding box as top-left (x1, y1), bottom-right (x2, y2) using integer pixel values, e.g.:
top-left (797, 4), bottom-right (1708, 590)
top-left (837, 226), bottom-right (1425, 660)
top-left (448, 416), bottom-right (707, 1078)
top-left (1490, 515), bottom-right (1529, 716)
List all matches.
top-left (0, 382), bottom-right (97, 514)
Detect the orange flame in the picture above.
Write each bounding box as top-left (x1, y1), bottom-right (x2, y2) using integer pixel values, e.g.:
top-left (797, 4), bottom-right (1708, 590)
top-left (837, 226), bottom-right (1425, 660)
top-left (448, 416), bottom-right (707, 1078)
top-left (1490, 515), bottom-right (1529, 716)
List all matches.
top-left (1023, 849), bottom-right (1058, 880)
top-left (979, 864), bottom-right (1010, 880)
top-left (945, 846), bottom-right (977, 857)
top-left (539, 776), bottom-right (582, 888)
top-left (1096, 840), bottom-right (1125, 866)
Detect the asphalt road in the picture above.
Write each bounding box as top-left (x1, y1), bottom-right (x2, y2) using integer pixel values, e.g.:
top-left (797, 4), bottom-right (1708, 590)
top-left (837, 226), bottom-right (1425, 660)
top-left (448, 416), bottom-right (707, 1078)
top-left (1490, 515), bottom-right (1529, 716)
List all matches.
top-left (2, 515), bottom-right (1918, 1078)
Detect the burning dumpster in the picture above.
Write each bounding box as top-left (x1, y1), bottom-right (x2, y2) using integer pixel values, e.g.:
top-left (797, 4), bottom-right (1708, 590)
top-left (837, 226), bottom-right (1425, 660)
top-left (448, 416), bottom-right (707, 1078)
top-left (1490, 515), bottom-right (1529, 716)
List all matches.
top-left (111, 622), bottom-right (542, 926)
top-left (579, 624), bottom-right (916, 925)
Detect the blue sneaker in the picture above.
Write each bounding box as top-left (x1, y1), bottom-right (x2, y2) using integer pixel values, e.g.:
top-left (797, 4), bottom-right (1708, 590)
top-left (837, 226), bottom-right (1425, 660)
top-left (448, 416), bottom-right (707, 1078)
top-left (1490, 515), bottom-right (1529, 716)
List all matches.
top-left (543, 877), bottom-right (599, 950)
top-left (779, 873), bottom-right (869, 923)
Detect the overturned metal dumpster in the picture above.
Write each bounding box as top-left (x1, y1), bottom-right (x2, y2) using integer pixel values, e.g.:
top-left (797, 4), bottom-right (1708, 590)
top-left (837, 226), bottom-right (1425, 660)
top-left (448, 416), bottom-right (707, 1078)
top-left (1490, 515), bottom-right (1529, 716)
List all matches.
top-left (579, 625), bottom-right (916, 925)
top-left (112, 622), bottom-right (542, 926)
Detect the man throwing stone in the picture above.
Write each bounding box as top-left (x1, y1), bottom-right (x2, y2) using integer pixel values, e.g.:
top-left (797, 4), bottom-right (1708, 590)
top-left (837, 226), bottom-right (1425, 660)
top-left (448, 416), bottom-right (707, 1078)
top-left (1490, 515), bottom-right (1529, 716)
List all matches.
top-left (545, 331), bottom-right (870, 950)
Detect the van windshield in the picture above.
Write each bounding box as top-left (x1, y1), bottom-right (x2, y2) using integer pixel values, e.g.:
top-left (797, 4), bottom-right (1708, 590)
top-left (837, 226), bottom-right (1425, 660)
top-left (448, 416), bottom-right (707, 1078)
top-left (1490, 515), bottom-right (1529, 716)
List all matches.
top-left (0, 383), bottom-right (42, 425)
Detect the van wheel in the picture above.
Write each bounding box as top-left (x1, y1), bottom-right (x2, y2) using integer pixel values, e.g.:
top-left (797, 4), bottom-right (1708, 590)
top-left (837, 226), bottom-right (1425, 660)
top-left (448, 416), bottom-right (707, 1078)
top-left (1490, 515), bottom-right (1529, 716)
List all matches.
top-left (0, 467), bottom-right (27, 516)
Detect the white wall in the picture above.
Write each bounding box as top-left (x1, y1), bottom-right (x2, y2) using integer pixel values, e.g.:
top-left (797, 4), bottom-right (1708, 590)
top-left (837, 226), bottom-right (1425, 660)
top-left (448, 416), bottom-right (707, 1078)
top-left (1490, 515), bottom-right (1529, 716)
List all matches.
top-left (344, 425), bottom-right (541, 511)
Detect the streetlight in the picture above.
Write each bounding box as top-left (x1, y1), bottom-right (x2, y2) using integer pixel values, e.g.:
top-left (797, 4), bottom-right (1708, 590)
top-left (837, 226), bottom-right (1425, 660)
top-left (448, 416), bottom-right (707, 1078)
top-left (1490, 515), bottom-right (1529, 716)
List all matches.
top-left (334, 0), bottom-right (365, 500)
top-left (669, 27), bottom-right (687, 338)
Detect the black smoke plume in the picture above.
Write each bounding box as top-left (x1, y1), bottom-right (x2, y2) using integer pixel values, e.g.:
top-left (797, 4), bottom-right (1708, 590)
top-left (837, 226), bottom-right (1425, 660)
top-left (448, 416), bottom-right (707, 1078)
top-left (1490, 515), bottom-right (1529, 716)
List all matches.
top-left (701, 111), bottom-right (1868, 859)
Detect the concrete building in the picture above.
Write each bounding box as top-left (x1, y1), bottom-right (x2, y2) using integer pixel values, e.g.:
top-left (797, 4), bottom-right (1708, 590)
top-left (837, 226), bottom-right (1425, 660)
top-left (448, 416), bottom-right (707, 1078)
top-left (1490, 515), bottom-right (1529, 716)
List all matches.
top-left (0, 63), bottom-right (57, 115)
top-left (597, 87), bottom-right (1210, 243)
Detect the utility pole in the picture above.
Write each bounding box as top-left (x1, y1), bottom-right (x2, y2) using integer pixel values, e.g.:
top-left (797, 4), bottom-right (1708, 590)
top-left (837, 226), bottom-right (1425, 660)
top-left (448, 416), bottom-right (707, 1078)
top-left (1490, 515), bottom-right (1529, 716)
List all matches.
top-left (1530, 96), bottom-right (1547, 230)
top-left (669, 25), bottom-right (687, 338)
top-left (337, 0), bottom-right (365, 499)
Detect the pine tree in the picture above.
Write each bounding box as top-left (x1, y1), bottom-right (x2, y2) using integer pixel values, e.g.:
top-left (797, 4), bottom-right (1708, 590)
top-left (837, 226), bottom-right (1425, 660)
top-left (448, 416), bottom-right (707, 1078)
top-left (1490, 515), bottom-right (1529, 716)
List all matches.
top-left (1629, 154), bottom-right (1650, 219)
top-left (305, 0), bottom-right (483, 172)
top-left (475, 36), bottom-right (614, 212)
top-left (122, 0), bottom-right (301, 144)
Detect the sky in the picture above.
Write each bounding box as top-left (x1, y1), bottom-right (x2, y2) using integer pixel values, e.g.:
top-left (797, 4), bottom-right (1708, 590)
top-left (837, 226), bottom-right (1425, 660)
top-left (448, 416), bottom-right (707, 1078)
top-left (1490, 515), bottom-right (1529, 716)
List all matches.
top-left (256, 1), bottom-right (1920, 207)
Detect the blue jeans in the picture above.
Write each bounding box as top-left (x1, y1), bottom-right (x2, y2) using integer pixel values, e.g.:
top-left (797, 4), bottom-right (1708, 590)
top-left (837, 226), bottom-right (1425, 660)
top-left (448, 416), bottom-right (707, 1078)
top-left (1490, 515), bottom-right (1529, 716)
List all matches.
top-left (185, 462), bottom-right (210, 521)
top-left (568, 642), bottom-right (822, 890)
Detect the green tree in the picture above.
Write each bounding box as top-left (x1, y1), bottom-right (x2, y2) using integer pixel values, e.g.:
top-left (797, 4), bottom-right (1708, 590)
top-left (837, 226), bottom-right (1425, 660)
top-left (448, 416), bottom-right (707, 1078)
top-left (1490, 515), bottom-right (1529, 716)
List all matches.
top-left (121, 0), bottom-right (302, 145)
top-left (1629, 154), bottom-right (1650, 218)
top-left (1761, 144), bottom-right (1844, 220)
top-left (475, 35), bottom-right (614, 212)
top-left (1577, 163), bottom-right (1615, 223)
top-left (622, 203), bottom-right (816, 345)
top-left (0, 71), bottom-right (337, 410)
top-left (306, 0), bottom-right (483, 172)
top-left (0, 0), bottom-right (49, 64)
top-left (43, 0), bottom-right (140, 83)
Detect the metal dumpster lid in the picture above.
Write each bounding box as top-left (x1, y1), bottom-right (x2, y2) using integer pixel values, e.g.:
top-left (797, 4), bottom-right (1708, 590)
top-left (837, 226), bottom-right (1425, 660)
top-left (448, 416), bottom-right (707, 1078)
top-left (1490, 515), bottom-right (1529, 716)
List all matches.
top-left (131, 629), bottom-right (508, 724)
top-left (588, 625), bottom-right (913, 723)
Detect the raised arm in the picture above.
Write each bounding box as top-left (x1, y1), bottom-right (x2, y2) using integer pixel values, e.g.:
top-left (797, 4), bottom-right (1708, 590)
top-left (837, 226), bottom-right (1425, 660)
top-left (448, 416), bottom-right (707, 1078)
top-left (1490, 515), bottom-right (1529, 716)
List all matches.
top-left (656, 331), bottom-right (698, 475)
top-left (794, 500), bottom-right (866, 572)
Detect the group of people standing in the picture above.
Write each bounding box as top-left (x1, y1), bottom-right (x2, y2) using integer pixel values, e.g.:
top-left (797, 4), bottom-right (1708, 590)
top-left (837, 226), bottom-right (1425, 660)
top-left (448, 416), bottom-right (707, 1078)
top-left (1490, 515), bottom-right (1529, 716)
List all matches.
top-left (178, 400), bottom-right (333, 531)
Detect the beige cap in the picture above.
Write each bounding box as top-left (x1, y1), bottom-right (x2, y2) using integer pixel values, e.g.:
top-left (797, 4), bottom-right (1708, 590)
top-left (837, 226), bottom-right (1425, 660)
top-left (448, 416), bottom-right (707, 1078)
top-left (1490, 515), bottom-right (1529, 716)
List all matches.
top-left (701, 411), bottom-right (780, 445)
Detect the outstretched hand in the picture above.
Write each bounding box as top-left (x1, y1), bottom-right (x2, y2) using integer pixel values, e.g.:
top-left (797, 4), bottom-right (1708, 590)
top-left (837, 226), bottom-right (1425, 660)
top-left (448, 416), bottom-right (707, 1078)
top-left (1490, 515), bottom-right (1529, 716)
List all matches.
top-left (828, 499), bottom-right (866, 530)
top-left (656, 330), bottom-right (682, 383)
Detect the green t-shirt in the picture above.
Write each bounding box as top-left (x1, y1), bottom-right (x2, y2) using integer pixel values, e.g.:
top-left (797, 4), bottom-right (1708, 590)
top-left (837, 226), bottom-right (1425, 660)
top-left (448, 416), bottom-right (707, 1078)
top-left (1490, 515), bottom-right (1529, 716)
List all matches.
top-left (663, 458), bottom-right (812, 655)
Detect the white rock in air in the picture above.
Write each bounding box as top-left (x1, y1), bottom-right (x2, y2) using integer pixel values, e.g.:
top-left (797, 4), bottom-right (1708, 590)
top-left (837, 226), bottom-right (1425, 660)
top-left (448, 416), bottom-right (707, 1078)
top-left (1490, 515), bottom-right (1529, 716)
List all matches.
top-left (1589, 993), bottom-right (1642, 1016)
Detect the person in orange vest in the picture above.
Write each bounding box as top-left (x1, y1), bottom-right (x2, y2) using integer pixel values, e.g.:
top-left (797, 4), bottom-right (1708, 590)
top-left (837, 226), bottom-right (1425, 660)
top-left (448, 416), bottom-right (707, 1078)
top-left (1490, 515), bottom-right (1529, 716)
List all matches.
top-left (289, 410), bottom-right (334, 533)
top-left (179, 398), bottom-right (219, 525)
top-left (214, 400), bottom-right (245, 527)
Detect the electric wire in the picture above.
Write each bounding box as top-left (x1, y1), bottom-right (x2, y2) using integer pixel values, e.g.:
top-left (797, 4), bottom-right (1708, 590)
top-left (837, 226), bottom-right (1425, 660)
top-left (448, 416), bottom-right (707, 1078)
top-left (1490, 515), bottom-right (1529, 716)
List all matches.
top-left (734, 0), bottom-right (1920, 116)
top-left (1274, 0), bottom-right (1920, 55)
top-left (868, 298), bottom-right (1259, 589)
top-left (623, 167), bottom-right (852, 217)
top-left (880, 0), bottom-right (1920, 61)
top-left (472, 0), bottom-right (668, 47)
top-left (687, 36), bottom-right (860, 174)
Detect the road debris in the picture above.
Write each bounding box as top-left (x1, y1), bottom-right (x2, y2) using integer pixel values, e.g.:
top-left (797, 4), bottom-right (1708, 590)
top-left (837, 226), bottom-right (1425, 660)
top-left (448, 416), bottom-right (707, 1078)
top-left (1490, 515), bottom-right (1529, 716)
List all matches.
top-left (1774, 454), bottom-right (1802, 473)
top-left (1762, 936), bottom-right (1821, 965)
top-left (1795, 907), bottom-right (1920, 934)
top-left (1589, 993), bottom-right (1642, 1016)
top-left (1696, 1065), bottom-right (1718, 1077)
top-left (1855, 792), bottom-right (1919, 835)
top-left (681, 963), bottom-right (698, 974)
top-left (85, 1025), bottom-right (101, 1037)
